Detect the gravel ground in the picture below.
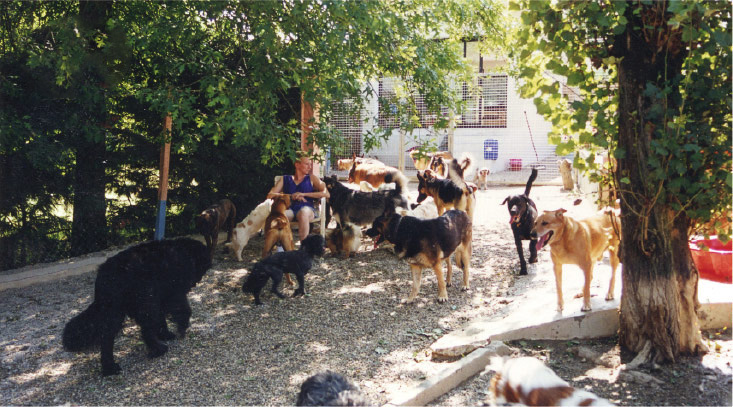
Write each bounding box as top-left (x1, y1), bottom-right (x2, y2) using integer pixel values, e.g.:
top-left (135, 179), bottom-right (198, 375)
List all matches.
top-left (1, 184), bottom-right (729, 406)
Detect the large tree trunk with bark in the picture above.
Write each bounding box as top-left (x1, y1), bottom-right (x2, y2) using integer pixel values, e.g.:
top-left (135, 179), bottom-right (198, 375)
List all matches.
top-left (614, 2), bottom-right (707, 366)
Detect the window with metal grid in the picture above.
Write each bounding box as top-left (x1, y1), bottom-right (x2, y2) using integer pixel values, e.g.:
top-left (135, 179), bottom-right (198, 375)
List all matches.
top-left (329, 99), bottom-right (363, 164)
top-left (457, 74), bottom-right (507, 128)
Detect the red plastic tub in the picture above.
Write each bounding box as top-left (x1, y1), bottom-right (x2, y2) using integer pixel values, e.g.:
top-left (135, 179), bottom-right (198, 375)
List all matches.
top-left (689, 236), bottom-right (732, 284)
top-left (508, 158), bottom-right (522, 171)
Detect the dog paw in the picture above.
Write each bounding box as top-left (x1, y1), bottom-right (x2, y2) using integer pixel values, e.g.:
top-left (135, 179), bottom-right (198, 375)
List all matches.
top-left (581, 304), bottom-right (592, 312)
top-left (519, 269), bottom-right (528, 276)
top-left (401, 298), bottom-right (415, 305)
top-left (102, 362), bottom-right (122, 376)
top-left (292, 289), bottom-right (305, 297)
top-left (158, 330), bottom-right (176, 341)
top-left (437, 296), bottom-right (448, 303)
top-left (605, 293), bottom-right (614, 301)
top-left (528, 256), bottom-right (537, 264)
top-left (149, 343), bottom-right (168, 358)
top-left (460, 285), bottom-right (470, 292)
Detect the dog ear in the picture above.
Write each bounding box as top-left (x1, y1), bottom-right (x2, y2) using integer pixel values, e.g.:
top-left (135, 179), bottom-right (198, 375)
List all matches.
top-left (501, 196), bottom-right (510, 205)
top-left (556, 208), bottom-right (567, 218)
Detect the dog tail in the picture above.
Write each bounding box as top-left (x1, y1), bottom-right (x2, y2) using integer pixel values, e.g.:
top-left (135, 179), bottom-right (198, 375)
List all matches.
top-left (385, 171), bottom-right (408, 195)
top-left (524, 168), bottom-right (539, 196)
top-left (62, 301), bottom-right (102, 351)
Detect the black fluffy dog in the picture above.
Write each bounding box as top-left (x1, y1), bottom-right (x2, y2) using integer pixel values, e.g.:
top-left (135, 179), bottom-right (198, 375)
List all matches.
top-left (242, 234), bottom-right (325, 305)
top-left (62, 238), bottom-right (211, 376)
top-left (297, 371), bottom-right (370, 406)
top-left (501, 168), bottom-right (539, 275)
top-left (323, 174), bottom-right (408, 228)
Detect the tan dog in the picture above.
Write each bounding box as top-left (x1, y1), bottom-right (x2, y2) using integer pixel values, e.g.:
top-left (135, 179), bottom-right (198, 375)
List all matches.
top-left (475, 167), bottom-right (490, 190)
top-left (533, 208), bottom-right (621, 312)
top-left (262, 194), bottom-right (295, 258)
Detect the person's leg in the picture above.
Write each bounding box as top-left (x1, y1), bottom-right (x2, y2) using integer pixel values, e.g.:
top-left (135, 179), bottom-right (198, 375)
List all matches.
top-left (295, 206), bottom-right (315, 241)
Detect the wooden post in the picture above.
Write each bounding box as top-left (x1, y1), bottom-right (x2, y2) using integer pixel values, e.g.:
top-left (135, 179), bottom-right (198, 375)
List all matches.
top-left (301, 93), bottom-right (326, 235)
top-left (154, 114), bottom-right (172, 241)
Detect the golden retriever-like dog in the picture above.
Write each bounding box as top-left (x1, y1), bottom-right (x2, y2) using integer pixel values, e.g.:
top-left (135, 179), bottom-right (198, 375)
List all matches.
top-left (533, 208), bottom-right (621, 312)
top-left (475, 167), bottom-right (490, 190)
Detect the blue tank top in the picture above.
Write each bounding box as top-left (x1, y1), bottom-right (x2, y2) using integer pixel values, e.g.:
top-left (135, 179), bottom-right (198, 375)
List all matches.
top-left (282, 175), bottom-right (315, 213)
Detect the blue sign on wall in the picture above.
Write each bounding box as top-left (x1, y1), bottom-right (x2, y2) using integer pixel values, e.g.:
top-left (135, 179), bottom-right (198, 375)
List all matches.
top-left (484, 139), bottom-right (498, 160)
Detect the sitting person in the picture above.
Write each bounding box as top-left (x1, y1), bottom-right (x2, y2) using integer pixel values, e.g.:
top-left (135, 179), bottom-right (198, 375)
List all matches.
top-left (268, 151), bottom-right (330, 241)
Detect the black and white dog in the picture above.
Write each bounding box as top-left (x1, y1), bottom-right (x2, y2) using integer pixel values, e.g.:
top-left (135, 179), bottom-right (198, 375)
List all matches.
top-left (501, 168), bottom-right (538, 275)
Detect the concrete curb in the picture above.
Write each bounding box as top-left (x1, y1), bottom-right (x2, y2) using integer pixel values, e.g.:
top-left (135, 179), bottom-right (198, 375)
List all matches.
top-left (383, 342), bottom-right (513, 407)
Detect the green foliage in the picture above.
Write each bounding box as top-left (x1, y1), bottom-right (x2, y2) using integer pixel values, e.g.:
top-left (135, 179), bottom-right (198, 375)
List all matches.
top-left (509, 0), bottom-right (731, 239)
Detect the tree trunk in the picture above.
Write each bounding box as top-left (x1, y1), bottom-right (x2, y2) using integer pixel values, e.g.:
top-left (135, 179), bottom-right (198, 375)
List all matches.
top-left (615, 4), bottom-right (707, 365)
top-left (69, 0), bottom-right (110, 256)
top-left (70, 140), bottom-right (108, 256)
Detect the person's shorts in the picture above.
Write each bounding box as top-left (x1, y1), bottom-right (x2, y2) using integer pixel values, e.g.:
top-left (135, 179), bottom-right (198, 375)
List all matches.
top-left (285, 205), bottom-right (315, 221)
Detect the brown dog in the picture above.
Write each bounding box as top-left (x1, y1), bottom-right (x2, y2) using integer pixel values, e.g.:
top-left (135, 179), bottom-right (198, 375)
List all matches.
top-left (533, 208), bottom-right (621, 312)
top-left (262, 194), bottom-right (295, 258)
top-left (348, 159), bottom-right (408, 193)
top-left (195, 198), bottom-right (237, 258)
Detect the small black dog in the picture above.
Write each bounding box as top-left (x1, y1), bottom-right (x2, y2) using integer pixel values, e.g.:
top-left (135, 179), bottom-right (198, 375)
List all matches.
top-left (501, 168), bottom-right (539, 275)
top-left (242, 234), bottom-right (325, 305)
top-left (297, 371), bottom-right (370, 406)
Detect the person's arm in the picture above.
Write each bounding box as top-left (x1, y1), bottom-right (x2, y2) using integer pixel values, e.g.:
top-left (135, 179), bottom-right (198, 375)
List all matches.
top-left (309, 174), bottom-right (330, 200)
top-left (266, 176), bottom-right (284, 199)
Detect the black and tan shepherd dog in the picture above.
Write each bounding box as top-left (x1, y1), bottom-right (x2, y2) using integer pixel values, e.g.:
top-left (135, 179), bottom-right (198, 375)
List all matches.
top-left (297, 371), bottom-right (370, 406)
top-left (195, 198), bottom-right (237, 258)
top-left (323, 174), bottom-right (408, 227)
top-left (62, 238), bottom-right (211, 376)
top-left (501, 168), bottom-right (539, 276)
top-left (366, 206), bottom-right (472, 304)
top-left (242, 234), bottom-right (326, 305)
top-left (416, 169), bottom-right (474, 220)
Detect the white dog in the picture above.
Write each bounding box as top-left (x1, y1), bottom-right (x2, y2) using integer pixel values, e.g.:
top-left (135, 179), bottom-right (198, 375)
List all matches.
top-left (225, 199), bottom-right (272, 261)
top-left (399, 197), bottom-right (439, 219)
top-left (486, 356), bottom-right (613, 406)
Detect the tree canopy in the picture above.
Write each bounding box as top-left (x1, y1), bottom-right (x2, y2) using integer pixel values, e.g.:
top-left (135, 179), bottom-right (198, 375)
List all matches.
top-left (0, 0), bottom-right (505, 268)
top-left (509, 0), bottom-right (731, 238)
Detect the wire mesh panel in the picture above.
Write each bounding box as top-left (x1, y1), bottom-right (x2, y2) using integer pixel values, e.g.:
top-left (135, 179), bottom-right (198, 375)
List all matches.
top-left (327, 99), bottom-right (364, 175)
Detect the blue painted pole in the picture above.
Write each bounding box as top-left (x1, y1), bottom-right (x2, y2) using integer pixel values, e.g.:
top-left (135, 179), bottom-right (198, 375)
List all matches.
top-left (154, 115), bottom-right (172, 241)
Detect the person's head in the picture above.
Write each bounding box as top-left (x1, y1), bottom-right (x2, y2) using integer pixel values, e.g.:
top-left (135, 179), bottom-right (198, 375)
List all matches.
top-left (295, 151), bottom-right (313, 174)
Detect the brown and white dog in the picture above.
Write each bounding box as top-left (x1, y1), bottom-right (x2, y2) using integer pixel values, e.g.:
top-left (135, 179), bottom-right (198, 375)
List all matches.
top-left (195, 198), bottom-right (237, 258)
top-left (262, 194), bottom-right (295, 258)
top-left (337, 156), bottom-right (385, 171)
top-left (226, 199), bottom-right (272, 261)
top-left (325, 222), bottom-right (362, 259)
top-left (475, 167), bottom-right (490, 190)
top-left (348, 159), bottom-right (408, 193)
top-left (533, 208), bottom-right (621, 312)
top-left (487, 356), bottom-right (614, 406)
